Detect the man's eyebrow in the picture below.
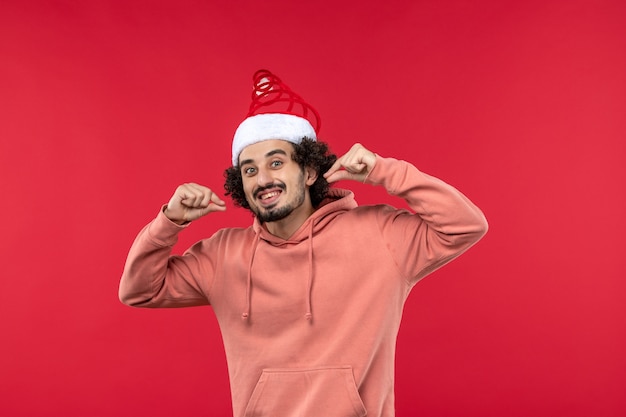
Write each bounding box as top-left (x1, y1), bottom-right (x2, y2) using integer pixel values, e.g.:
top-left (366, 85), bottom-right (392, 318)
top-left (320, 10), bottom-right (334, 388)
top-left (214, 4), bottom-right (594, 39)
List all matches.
top-left (266, 149), bottom-right (288, 158)
top-left (240, 149), bottom-right (288, 167)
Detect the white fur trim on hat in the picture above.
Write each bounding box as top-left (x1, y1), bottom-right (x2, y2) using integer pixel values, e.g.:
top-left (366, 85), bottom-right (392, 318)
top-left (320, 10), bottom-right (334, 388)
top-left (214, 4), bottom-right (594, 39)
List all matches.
top-left (232, 113), bottom-right (317, 166)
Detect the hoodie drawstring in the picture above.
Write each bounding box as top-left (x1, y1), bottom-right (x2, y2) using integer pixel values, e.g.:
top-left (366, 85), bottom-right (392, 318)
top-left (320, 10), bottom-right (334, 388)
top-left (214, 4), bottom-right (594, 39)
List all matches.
top-left (242, 231), bottom-right (261, 320)
top-left (304, 221), bottom-right (314, 321)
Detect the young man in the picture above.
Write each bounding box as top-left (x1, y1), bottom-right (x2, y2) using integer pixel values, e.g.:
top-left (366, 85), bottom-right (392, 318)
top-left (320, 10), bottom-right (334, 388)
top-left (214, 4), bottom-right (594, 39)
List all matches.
top-left (120, 70), bottom-right (488, 417)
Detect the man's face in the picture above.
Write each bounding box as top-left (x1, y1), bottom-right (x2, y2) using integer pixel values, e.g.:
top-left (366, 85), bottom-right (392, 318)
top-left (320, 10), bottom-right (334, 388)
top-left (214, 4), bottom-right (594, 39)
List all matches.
top-left (239, 139), bottom-right (316, 223)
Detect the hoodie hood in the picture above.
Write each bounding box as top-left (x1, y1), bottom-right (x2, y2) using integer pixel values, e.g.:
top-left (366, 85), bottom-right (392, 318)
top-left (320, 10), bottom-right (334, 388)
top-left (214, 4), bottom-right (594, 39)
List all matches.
top-left (251, 188), bottom-right (357, 242)
top-left (242, 188), bottom-right (357, 321)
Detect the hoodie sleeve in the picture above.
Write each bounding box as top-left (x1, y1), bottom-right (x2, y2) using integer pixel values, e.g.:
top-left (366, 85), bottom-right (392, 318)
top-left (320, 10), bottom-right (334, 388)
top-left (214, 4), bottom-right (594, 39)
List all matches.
top-left (119, 207), bottom-right (213, 308)
top-left (365, 155), bottom-right (488, 285)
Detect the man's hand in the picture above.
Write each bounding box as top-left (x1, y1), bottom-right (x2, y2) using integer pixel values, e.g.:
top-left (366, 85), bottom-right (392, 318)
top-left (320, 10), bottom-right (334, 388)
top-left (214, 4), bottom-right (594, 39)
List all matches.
top-left (164, 183), bottom-right (227, 225)
top-left (323, 143), bottom-right (377, 183)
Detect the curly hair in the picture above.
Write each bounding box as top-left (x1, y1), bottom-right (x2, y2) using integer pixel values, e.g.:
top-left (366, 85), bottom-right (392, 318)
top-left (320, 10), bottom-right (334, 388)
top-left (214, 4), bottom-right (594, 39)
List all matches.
top-left (224, 138), bottom-right (337, 210)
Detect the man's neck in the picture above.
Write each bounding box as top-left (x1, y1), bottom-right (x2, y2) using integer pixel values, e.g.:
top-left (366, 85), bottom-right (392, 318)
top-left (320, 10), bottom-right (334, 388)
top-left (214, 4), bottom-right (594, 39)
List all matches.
top-left (264, 206), bottom-right (316, 240)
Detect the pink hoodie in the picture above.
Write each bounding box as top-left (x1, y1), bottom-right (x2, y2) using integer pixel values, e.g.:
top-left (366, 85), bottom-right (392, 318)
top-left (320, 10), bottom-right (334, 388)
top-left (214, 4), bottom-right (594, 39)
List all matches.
top-left (120, 155), bottom-right (488, 417)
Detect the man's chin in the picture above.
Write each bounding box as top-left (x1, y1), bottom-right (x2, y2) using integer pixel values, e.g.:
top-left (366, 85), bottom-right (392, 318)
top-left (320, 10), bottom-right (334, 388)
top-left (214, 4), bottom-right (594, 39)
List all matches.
top-left (255, 205), bottom-right (292, 223)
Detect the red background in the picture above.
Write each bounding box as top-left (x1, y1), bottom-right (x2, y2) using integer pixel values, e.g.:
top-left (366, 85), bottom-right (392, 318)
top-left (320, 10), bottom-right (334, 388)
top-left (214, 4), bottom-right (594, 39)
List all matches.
top-left (1, 1), bottom-right (625, 416)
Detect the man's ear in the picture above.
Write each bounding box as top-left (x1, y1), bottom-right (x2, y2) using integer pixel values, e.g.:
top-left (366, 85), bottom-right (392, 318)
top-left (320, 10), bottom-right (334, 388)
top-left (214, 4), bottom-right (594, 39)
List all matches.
top-left (304, 166), bottom-right (318, 186)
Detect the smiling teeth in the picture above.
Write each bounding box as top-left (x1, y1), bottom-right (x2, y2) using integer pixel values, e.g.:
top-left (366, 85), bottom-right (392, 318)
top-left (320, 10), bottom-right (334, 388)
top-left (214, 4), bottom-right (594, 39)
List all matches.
top-left (261, 191), bottom-right (280, 200)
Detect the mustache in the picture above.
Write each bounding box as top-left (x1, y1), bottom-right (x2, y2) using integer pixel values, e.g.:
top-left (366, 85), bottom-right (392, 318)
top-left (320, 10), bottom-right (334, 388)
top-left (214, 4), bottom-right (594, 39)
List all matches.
top-left (253, 183), bottom-right (286, 198)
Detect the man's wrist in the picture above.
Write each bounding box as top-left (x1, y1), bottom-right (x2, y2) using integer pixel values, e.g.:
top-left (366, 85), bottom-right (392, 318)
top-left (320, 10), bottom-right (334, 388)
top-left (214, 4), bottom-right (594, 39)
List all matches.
top-left (162, 206), bottom-right (189, 226)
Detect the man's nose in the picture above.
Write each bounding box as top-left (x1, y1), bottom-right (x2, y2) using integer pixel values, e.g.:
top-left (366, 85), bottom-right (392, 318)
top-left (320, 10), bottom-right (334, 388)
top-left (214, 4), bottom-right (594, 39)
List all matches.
top-left (256, 167), bottom-right (273, 186)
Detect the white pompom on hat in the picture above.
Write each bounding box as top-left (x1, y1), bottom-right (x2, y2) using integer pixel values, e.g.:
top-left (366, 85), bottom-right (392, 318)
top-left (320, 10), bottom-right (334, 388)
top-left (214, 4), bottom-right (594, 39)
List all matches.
top-left (232, 70), bottom-right (321, 166)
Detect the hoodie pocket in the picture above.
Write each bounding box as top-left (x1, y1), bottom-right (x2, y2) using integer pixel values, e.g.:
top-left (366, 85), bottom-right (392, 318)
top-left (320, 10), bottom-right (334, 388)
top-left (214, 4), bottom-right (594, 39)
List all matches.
top-left (244, 365), bottom-right (367, 417)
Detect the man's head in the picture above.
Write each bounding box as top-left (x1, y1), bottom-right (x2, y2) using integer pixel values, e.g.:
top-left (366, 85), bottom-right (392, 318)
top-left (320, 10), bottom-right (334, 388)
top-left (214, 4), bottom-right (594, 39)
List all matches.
top-left (224, 137), bottom-right (336, 218)
top-left (225, 70), bottom-right (333, 220)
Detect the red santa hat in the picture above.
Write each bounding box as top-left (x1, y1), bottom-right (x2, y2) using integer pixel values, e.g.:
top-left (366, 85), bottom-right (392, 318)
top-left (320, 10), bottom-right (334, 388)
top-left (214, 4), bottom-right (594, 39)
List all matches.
top-left (232, 69), bottom-right (321, 166)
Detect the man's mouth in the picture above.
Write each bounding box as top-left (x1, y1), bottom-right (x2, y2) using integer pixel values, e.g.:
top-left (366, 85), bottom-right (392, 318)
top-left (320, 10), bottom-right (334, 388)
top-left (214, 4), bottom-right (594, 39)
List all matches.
top-left (259, 191), bottom-right (281, 200)
top-left (255, 186), bottom-right (284, 206)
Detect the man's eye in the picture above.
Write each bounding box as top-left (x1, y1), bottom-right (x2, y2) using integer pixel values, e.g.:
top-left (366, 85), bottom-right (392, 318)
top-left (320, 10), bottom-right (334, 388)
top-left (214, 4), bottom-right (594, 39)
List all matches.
top-left (244, 167), bottom-right (256, 175)
top-left (271, 160), bottom-right (283, 168)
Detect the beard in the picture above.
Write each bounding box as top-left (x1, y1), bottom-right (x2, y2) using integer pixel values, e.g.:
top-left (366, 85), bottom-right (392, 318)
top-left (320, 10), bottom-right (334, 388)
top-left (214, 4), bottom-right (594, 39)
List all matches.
top-left (252, 171), bottom-right (306, 223)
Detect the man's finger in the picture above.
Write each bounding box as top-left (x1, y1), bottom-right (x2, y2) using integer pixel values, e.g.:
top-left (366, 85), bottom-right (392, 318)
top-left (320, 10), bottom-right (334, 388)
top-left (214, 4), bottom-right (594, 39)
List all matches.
top-left (210, 193), bottom-right (227, 208)
top-left (323, 159), bottom-right (344, 179)
top-left (325, 169), bottom-right (352, 184)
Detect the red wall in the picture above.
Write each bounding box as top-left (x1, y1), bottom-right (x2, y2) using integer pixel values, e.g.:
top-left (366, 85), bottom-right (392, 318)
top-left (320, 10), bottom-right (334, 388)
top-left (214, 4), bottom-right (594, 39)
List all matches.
top-left (1, 1), bottom-right (625, 416)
